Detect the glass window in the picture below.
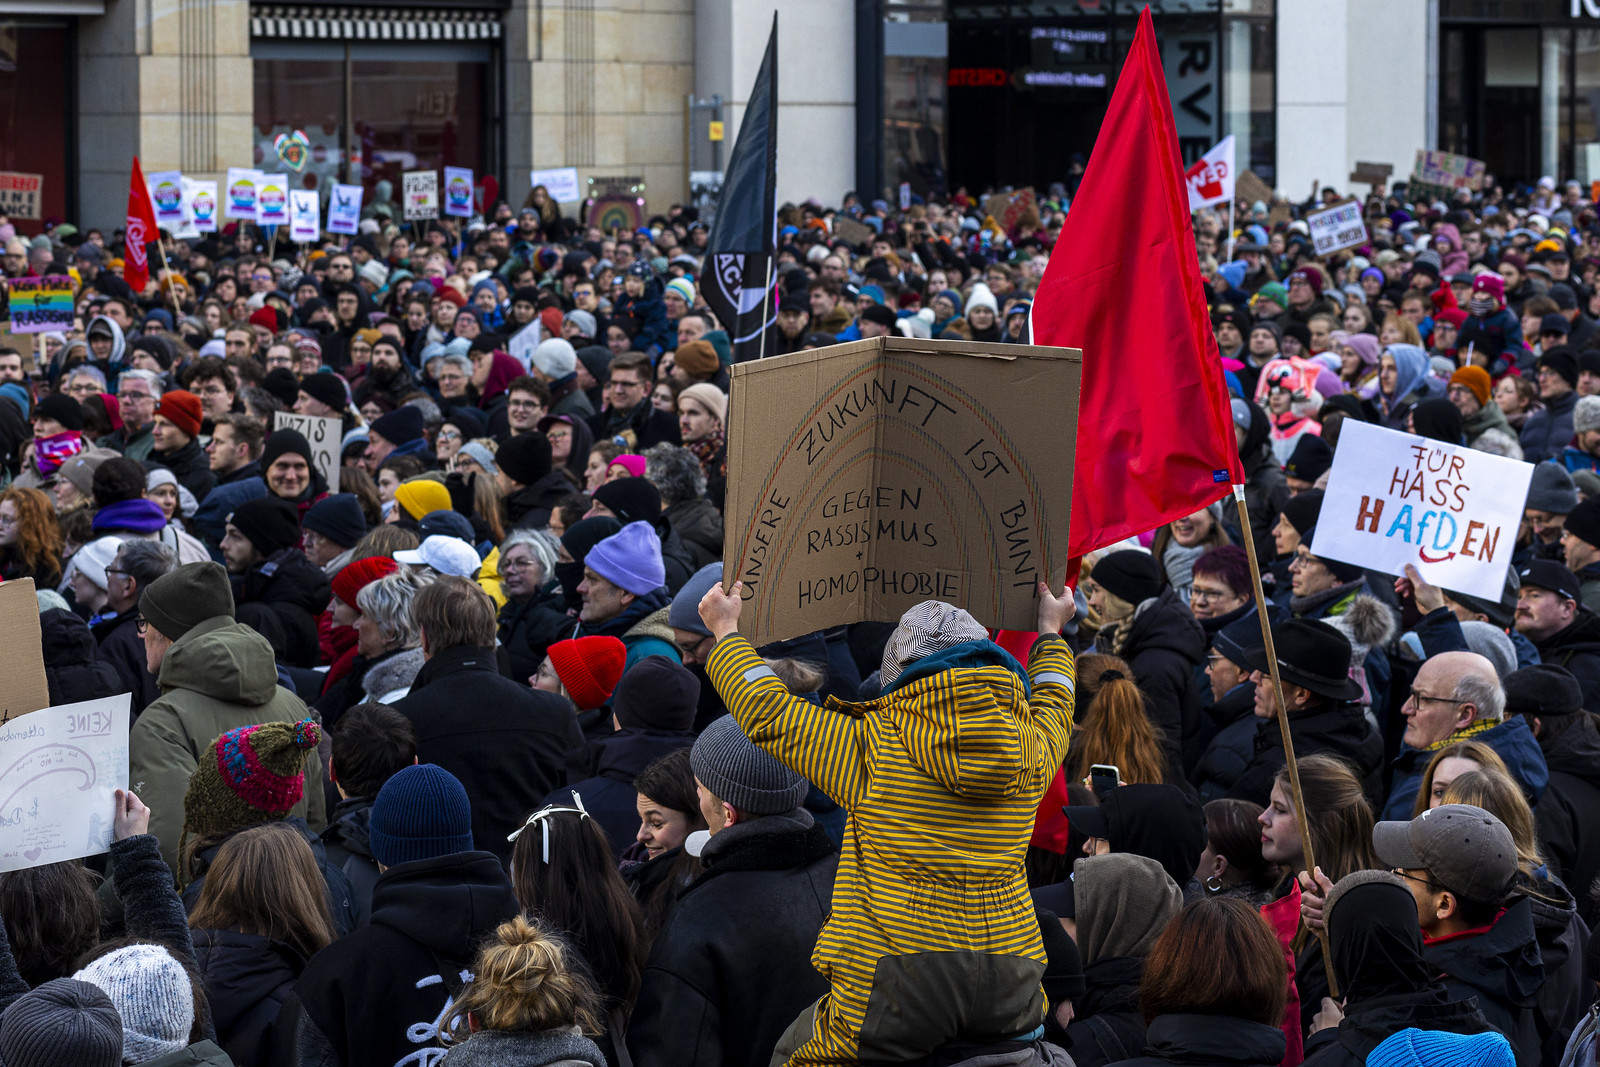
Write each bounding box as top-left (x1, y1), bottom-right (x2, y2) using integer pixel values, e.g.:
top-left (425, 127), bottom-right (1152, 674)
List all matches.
top-left (1222, 7), bottom-right (1275, 184)
top-left (0, 23), bottom-right (71, 227)
top-left (1569, 29), bottom-right (1600, 184)
top-left (883, 4), bottom-right (948, 202)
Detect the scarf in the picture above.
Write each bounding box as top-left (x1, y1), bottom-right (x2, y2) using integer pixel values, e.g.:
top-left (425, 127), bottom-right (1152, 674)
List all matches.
top-left (1288, 578), bottom-right (1363, 619)
top-left (34, 430), bottom-right (84, 476)
top-left (687, 426), bottom-right (726, 481)
top-left (1469, 293), bottom-right (1497, 318)
top-left (1161, 541), bottom-right (1206, 602)
top-left (1423, 715), bottom-right (1500, 752)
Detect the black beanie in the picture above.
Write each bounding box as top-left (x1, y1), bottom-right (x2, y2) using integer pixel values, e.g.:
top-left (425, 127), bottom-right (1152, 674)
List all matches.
top-left (301, 492), bottom-right (366, 548)
top-left (592, 477), bottom-right (662, 523)
top-left (261, 428), bottom-right (315, 472)
top-left (1540, 347), bottom-right (1580, 390)
top-left (498, 431), bottom-right (553, 486)
top-left (260, 367), bottom-right (301, 409)
top-left (298, 372), bottom-right (348, 413)
top-left (1090, 550), bottom-right (1162, 606)
top-left (612, 654), bottom-right (700, 731)
top-left (1298, 526), bottom-right (1367, 583)
top-left (1281, 489), bottom-right (1325, 537)
top-left (1283, 435), bottom-right (1333, 483)
top-left (228, 496), bottom-right (302, 557)
top-left (1036, 909), bottom-right (1085, 1003)
top-left (35, 393), bottom-right (83, 432)
top-left (1503, 664), bottom-right (1584, 720)
top-left (511, 286), bottom-right (542, 308)
top-left (1565, 497), bottom-right (1600, 550)
top-left (861, 304), bottom-right (898, 329)
top-left (371, 405), bottom-right (424, 446)
top-left (140, 560), bottom-right (235, 640)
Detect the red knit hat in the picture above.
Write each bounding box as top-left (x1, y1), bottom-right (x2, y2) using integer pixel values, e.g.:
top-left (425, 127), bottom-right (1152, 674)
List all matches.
top-left (332, 555), bottom-right (399, 611)
top-left (434, 287), bottom-right (467, 308)
top-left (155, 390), bottom-right (202, 439)
top-left (249, 306), bottom-right (281, 334)
top-left (546, 636), bottom-right (627, 710)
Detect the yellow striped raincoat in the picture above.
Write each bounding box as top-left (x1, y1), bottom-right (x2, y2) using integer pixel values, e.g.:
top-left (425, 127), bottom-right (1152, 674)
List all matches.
top-left (706, 631), bottom-right (1076, 1066)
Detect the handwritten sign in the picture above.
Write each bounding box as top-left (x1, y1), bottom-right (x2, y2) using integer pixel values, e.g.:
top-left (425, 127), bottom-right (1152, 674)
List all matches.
top-left (5, 276), bottom-right (75, 334)
top-left (444, 166), bottom-right (474, 218)
top-left (0, 173), bottom-right (42, 219)
top-left (1414, 150), bottom-right (1487, 192)
top-left (289, 189), bottom-right (320, 243)
top-left (403, 170), bottom-right (439, 221)
top-left (0, 694), bottom-right (130, 873)
top-left (531, 167), bottom-right (581, 203)
top-left (981, 188), bottom-right (1038, 236)
top-left (274, 410), bottom-right (341, 493)
top-left (1312, 420), bottom-right (1533, 600)
top-left (1307, 199), bottom-right (1368, 257)
top-left (327, 183), bottom-right (363, 235)
top-left (722, 336), bottom-right (1079, 645)
top-left (225, 167), bottom-right (261, 221)
top-left (0, 580), bottom-right (48, 720)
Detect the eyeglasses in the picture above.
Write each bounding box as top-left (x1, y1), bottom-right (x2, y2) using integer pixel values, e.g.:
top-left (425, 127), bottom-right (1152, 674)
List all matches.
top-left (1190, 585), bottom-right (1234, 603)
top-left (438, 428), bottom-right (462, 441)
top-left (502, 557), bottom-right (540, 571)
top-left (676, 634), bottom-right (713, 658)
top-left (104, 567), bottom-right (130, 580)
top-left (1391, 868), bottom-right (1445, 891)
top-left (135, 615), bottom-right (149, 635)
top-left (1407, 688), bottom-right (1467, 708)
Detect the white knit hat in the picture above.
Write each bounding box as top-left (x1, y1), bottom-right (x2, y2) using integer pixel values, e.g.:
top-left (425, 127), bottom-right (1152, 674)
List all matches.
top-left (68, 536), bottom-right (124, 592)
top-left (74, 944), bottom-right (194, 1063)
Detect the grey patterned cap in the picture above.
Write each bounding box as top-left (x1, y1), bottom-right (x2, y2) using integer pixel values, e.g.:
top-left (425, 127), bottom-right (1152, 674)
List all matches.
top-left (880, 600), bottom-right (989, 687)
top-left (691, 714), bottom-right (808, 816)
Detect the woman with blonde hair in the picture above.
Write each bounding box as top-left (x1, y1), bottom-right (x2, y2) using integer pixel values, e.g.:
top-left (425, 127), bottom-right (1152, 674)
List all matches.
top-left (1067, 653), bottom-right (1167, 785)
top-left (442, 915), bottom-right (607, 1066)
top-left (1409, 740), bottom-right (1514, 816)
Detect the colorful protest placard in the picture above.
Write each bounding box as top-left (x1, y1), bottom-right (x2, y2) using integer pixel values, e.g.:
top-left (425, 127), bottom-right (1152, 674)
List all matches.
top-left (256, 174), bottom-right (290, 227)
top-left (289, 189), bottom-right (320, 243)
top-left (0, 173), bottom-right (42, 219)
top-left (722, 336), bottom-right (1080, 645)
top-left (1413, 149), bottom-right (1487, 192)
top-left (444, 166), bottom-right (474, 218)
top-left (5, 276), bottom-right (75, 334)
top-left (1306, 198), bottom-right (1368, 257)
top-left (403, 170), bottom-right (439, 221)
top-left (187, 179), bottom-right (218, 233)
top-left (530, 167), bottom-right (581, 203)
top-left (225, 168), bottom-right (262, 221)
top-left (327, 183), bottom-right (363, 235)
top-left (146, 170), bottom-right (185, 226)
top-left (274, 411), bottom-right (340, 492)
top-left (0, 694), bottom-right (130, 874)
top-left (1311, 420), bottom-right (1533, 600)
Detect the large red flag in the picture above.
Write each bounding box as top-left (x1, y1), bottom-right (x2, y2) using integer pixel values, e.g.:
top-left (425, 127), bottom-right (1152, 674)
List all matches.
top-left (124, 157), bottom-right (159, 292)
top-left (1031, 7), bottom-right (1243, 561)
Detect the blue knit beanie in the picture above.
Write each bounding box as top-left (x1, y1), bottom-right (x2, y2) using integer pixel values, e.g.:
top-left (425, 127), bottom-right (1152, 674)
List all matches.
top-left (669, 562), bottom-right (723, 637)
top-left (585, 520), bottom-right (666, 596)
top-left (1368, 1029), bottom-right (1514, 1067)
top-left (368, 764), bottom-right (474, 868)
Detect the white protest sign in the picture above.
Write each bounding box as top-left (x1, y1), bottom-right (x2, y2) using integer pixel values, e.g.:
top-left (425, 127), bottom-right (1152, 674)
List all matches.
top-left (187, 179), bottom-right (218, 233)
top-left (225, 168), bottom-right (262, 221)
top-left (256, 173), bottom-right (290, 227)
top-left (1311, 420), bottom-right (1533, 600)
top-left (146, 170), bottom-right (185, 226)
top-left (1185, 135), bottom-right (1235, 211)
top-left (530, 167), bottom-right (581, 203)
top-left (0, 694), bottom-right (130, 873)
top-left (1306, 199), bottom-right (1368, 257)
top-left (443, 166), bottom-right (474, 218)
top-left (507, 319), bottom-right (542, 371)
top-left (327, 183), bottom-right (363, 235)
top-left (289, 189), bottom-right (321, 243)
top-left (403, 170), bottom-right (439, 221)
top-left (274, 410), bottom-right (341, 493)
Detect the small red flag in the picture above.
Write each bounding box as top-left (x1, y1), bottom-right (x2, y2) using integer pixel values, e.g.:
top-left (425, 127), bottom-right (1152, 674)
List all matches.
top-left (1031, 8), bottom-right (1244, 562)
top-left (124, 157), bottom-right (159, 292)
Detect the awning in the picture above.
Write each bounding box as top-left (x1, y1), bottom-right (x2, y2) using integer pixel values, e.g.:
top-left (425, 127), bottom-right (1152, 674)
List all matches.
top-left (250, 5), bottom-right (502, 40)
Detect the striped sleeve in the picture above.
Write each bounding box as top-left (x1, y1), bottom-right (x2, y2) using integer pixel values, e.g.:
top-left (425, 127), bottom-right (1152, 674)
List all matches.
top-left (1026, 634), bottom-right (1076, 771)
top-left (706, 633), bottom-right (867, 808)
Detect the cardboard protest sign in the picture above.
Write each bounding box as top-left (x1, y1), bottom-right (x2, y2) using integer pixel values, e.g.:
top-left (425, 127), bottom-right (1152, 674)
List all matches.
top-left (274, 411), bottom-right (341, 492)
top-left (833, 217), bottom-right (876, 247)
top-left (1235, 169), bottom-right (1274, 208)
top-left (1414, 149), bottom-right (1487, 192)
top-left (403, 170), bottom-right (439, 221)
top-left (327, 183), bottom-right (363, 235)
top-left (0, 173), bottom-right (42, 219)
top-left (1307, 199), bottom-right (1368, 257)
top-left (187, 179), bottom-right (218, 233)
top-left (722, 336), bottom-right (1080, 646)
top-left (225, 168), bottom-right (261, 220)
top-left (1311, 420), bottom-right (1532, 600)
top-left (0, 580), bottom-right (50, 721)
top-left (5, 276), bottom-right (75, 334)
top-left (981, 189), bottom-right (1038, 236)
top-left (444, 166), bottom-right (474, 218)
top-left (531, 167), bottom-right (581, 203)
top-left (0, 694), bottom-right (130, 873)
top-left (289, 190), bottom-right (320, 243)
top-left (256, 173), bottom-right (290, 227)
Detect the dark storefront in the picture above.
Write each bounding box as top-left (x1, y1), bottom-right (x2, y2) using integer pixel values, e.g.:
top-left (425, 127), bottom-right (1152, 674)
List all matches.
top-left (0, 19), bottom-right (75, 227)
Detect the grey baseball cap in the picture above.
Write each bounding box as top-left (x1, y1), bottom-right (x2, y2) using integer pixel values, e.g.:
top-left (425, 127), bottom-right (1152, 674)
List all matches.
top-left (1372, 804), bottom-right (1517, 905)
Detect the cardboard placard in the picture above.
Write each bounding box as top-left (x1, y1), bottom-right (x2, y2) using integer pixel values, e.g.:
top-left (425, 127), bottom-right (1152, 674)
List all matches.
top-left (981, 188), bottom-right (1037, 235)
top-left (273, 411), bottom-right (341, 492)
top-left (5, 276), bottom-right (75, 333)
top-left (327, 183), bottom-right (363, 235)
top-left (1307, 198), bottom-right (1368, 257)
top-left (722, 336), bottom-right (1080, 646)
top-left (0, 579), bottom-right (50, 721)
top-left (1414, 149), bottom-right (1487, 192)
top-left (403, 170), bottom-right (439, 221)
top-left (443, 166), bottom-right (474, 218)
top-left (531, 167), bottom-right (581, 203)
top-left (1235, 169), bottom-right (1274, 208)
top-left (1311, 420), bottom-right (1532, 600)
top-left (0, 694), bottom-right (130, 873)
top-left (833, 217), bottom-right (876, 247)
top-left (0, 173), bottom-right (42, 220)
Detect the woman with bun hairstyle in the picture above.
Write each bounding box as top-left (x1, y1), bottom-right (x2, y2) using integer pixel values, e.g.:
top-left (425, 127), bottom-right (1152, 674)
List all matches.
top-left (1067, 653), bottom-right (1167, 786)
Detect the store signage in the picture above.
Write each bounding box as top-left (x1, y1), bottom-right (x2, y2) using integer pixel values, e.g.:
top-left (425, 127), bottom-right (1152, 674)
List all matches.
top-left (0, 173), bottom-right (42, 220)
top-left (948, 67), bottom-right (1009, 87)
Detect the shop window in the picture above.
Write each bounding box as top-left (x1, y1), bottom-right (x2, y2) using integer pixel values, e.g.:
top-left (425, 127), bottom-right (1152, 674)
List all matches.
top-left (0, 23), bottom-right (71, 228)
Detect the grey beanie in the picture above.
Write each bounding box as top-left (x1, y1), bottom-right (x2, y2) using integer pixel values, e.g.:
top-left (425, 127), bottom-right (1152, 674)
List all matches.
top-left (0, 979), bottom-right (123, 1067)
top-left (74, 944), bottom-right (193, 1063)
top-left (691, 714), bottom-right (808, 815)
top-left (669, 562), bottom-right (724, 637)
top-left (1527, 462), bottom-right (1579, 515)
top-left (880, 600), bottom-right (990, 687)
top-left (1576, 395), bottom-right (1600, 436)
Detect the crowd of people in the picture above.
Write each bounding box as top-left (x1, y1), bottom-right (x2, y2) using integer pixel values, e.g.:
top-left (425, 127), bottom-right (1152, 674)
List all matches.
top-left (0, 168), bottom-right (1595, 1067)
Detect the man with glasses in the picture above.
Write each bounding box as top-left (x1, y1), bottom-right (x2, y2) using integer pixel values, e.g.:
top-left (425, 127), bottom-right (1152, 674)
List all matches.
top-left (91, 539), bottom-right (175, 717)
top-left (501, 377), bottom-right (550, 438)
top-left (586, 351), bottom-right (680, 450)
top-left (322, 254), bottom-right (356, 298)
top-left (1381, 649), bottom-right (1546, 819)
top-left (182, 356), bottom-right (239, 421)
top-left (108, 370), bottom-right (160, 462)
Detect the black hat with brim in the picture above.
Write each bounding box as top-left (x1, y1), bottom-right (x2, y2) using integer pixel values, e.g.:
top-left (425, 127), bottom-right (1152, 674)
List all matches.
top-left (1236, 617), bottom-right (1362, 702)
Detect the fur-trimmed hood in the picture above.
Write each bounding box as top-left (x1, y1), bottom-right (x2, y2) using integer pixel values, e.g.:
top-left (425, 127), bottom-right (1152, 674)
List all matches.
top-left (1323, 594), bottom-right (1397, 664)
top-left (363, 646), bottom-right (426, 702)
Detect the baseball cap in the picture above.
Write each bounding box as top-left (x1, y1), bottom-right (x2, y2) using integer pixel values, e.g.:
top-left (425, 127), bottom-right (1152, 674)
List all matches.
top-left (1519, 559), bottom-right (1581, 602)
top-left (1371, 804), bottom-right (1517, 905)
top-left (395, 535), bottom-right (482, 578)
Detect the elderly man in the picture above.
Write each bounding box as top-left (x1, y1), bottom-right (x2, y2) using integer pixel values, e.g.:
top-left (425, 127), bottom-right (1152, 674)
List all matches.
top-left (1515, 560), bottom-right (1600, 711)
top-left (1381, 649), bottom-right (1548, 818)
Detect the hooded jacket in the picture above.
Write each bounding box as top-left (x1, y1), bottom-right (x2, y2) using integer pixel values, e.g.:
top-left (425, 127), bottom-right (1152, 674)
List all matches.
top-left (1532, 608), bottom-right (1600, 712)
top-left (128, 615), bottom-right (326, 872)
top-left (497, 584), bottom-right (573, 684)
top-left (285, 851), bottom-right (521, 1067)
top-left (1424, 895), bottom-right (1545, 1067)
top-left (39, 607), bottom-right (125, 707)
top-left (153, 436), bottom-right (219, 503)
top-left (1535, 711), bottom-right (1600, 928)
top-left (1105, 1015), bottom-right (1287, 1067)
top-left (703, 632), bottom-right (1076, 1062)
top-left (1099, 589), bottom-right (1206, 774)
top-left (505, 468), bottom-right (579, 532)
top-left (1383, 715), bottom-right (1549, 819)
top-left (320, 796), bottom-right (381, 926)
top-left (235, 548), bottom-right (334, 669)
top-left (552, 729), bottom-right (695, 857)
top-left (1519, 873), bottom-right (1591, 1066)
top-left (1191, 680), bottom-right (1258, 802)
top-left (192, 925), bottom-right (308, 1067)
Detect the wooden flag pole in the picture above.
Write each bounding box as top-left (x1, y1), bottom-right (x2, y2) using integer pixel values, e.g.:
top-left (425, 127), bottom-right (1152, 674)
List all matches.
top-left (154, 232), bottom-right (184, 322)
top-left (1231, 483), bottom-right (1339, 998)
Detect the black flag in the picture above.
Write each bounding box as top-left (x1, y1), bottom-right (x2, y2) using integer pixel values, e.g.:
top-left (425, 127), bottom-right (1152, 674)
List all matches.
top-left (704, 13), bottom-right (777, 363)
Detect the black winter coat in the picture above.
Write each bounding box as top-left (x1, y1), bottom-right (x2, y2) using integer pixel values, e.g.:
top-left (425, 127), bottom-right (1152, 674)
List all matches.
top-left (1520, 875), bottom-right (1591, 1067)
top-left (235, 548), bottom-right (333, 669)
top-left (192, 927), bottom-right (306, 1067)
top-left (1536, 712), bottom-right (1600, 928)
top-left (1425, 896), bottom-right (1545, 1067)
top-left (320, 797), bottom-right (381, 927)
top-left (1109, 589), bottom-right (1207, 775)
top-left (152, 437), bottom-right (219, 502)
top-left (497, 587), bottom-right (573, 684)
top-left (1191, 681), bottom-right (1258, 802)
top-left (628, 818), bottom-right (837, 1067)
top-left (183, 818), bottom-right (358, 936)
top-left (587, 399), bottom-right (681, 452)
top-left (1105, 1014), bottom-right (1285, 1067)
top-left (1228, 701), bottom-right (1384, 808)
top-left (1532, 609), bottom-right (1600, 713)
top-left (665, 497), bottom-right (723, 571)
top-left (92, 608), bottom-right (161, 717)
top-left (393, 645), bottom-right (584, 867)
top-left (284, 851), bottom-right (520, 1067)
top-left (1063, 956), bottom-right (1148, 1067)
top-left (1300, 989), bottom-right (1498, 1067)
top-left (554, 729), bottom-right (696, 856)
top-left (1241, 444), bottom-right (1290, 564)
top-left (40, 608), bottom-right (124, 707)
top-left (505, 469), bottom-right (580, 532)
